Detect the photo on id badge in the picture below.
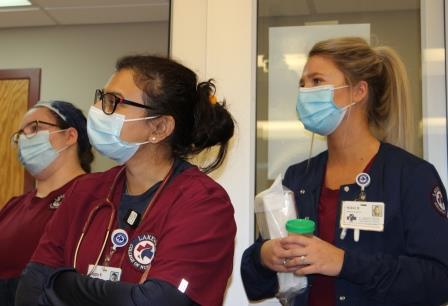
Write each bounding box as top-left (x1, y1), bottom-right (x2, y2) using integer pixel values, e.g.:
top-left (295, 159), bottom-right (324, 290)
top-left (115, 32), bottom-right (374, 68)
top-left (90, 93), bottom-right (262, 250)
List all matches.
top-left (372, 205), bottom-right (382, 217)
top-left (110, 271), bottom-right (119, 282)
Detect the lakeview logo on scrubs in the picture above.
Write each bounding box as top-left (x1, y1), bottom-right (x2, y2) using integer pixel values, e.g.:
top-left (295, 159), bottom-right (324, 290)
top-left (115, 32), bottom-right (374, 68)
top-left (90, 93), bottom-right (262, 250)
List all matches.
top-left (431, 185), bottom-right (447, 217)
top-left (128, 234), bottom-right (157, 271)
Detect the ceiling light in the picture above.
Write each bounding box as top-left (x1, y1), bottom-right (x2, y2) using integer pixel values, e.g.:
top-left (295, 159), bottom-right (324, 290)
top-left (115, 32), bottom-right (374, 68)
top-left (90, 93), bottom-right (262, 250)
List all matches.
top-left (0, 0), bottom-right (32, 7)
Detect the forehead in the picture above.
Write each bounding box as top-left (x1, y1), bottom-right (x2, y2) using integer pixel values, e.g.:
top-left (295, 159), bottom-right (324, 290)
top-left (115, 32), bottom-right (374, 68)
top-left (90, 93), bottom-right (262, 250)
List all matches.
top-left (21, 107), bottom-right (56, 127)
top-left (302, 55), bottom-right (343, 78)
top-left (104, 69), bottom-right (143, 100)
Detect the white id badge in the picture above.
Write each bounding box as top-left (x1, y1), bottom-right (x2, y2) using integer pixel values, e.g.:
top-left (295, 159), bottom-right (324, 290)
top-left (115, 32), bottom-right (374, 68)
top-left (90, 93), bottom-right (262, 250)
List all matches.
top-left (88, 265), bottom-right (122, 282)
top-left (340, 201), bottom-right (385, 232)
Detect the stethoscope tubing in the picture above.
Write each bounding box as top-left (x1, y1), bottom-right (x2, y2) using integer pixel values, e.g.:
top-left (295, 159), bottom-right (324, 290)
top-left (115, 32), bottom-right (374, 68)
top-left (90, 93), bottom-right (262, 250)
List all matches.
top-left (73, 167), bottom-right (126, 271)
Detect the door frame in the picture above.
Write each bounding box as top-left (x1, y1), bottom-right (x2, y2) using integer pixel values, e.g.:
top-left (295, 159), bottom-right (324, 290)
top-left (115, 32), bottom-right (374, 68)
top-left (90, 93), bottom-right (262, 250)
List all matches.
top-left (0, 68), bottom-right (41, 192)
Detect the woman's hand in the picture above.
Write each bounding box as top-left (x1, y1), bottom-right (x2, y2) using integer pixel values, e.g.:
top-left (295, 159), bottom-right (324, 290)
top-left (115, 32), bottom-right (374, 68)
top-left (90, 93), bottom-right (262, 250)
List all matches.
top-left (260, 238), bottom-right (306, 273)
top-left (280, 235), bottom-right (345, 277)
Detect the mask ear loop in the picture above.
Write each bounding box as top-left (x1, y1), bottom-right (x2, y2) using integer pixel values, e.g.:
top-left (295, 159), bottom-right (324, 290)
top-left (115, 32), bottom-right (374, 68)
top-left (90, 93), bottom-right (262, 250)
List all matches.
top-left (305, 132), bottom-right (315, 173)
top-left (122, 115), bottom-right (160, 145)
top-left (342, 107), bottom-right (351, 149)
top-left (50, 128), bottom-right (77, 154)
top-left (341, 84), bottom-right (357, 148)
top-left (44, 128), bottom-right (71, 154)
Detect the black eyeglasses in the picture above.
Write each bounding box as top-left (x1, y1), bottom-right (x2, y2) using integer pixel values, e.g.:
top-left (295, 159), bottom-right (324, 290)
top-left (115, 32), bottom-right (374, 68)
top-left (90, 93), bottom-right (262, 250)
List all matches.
top-left (11, 120), bottom-right (60, 144)
top-left (94, 89), bottom-right (154, 115)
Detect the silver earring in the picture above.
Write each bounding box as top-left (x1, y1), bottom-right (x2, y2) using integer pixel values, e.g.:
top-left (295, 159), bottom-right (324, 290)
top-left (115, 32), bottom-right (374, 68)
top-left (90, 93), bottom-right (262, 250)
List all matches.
top-left (151, 137), bottom-right (156, 142)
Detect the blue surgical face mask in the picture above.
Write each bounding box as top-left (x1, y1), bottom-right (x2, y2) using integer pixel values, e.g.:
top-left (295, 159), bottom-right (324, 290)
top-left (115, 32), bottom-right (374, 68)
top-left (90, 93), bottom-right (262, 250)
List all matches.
top-left (296, 84), bottom-right (354, 136)
top-left (87, 106), bottom-right (158, 165)
top-left (18, 130), bottom-right (68, 176)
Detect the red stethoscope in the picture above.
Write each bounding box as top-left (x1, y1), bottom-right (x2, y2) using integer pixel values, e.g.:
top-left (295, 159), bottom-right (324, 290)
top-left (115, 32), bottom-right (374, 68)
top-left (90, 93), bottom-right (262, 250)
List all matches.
top-left (73, 163), bottom-right (174, 283)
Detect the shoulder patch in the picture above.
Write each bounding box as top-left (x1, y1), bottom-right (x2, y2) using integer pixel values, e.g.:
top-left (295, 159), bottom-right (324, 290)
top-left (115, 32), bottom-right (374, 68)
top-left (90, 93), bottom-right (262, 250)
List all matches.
top-left (431, 186), bottom-right (447, 217)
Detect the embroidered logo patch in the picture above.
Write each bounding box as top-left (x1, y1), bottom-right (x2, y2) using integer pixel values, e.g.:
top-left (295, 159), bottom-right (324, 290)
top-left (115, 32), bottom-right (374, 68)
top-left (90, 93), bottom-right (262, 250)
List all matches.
top-left (49, 194), bottom-right (64, 209)
top-left (128, 234), bottom-right (157, 271)
top-left (432, 186), bottom-right (447, 217)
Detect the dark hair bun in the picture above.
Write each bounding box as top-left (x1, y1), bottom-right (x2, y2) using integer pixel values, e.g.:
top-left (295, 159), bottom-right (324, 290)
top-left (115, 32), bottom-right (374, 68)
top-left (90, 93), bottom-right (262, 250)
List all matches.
top-left (191, 80), bottom-right (235, 172)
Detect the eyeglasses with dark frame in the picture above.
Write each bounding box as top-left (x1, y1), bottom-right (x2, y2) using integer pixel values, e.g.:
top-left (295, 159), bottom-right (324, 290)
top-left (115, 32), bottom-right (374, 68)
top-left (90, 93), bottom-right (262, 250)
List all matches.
top-left (94, 89), bottom-right (154, 115)
top-left (11, 120), bottom-right (60, 144)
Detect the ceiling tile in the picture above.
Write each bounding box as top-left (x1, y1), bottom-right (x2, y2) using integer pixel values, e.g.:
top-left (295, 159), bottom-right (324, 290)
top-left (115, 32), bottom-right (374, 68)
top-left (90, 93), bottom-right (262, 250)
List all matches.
top-left (46, 4), bottom-right (169, 25)
top-left (0, 7), bottom-right (55, 28)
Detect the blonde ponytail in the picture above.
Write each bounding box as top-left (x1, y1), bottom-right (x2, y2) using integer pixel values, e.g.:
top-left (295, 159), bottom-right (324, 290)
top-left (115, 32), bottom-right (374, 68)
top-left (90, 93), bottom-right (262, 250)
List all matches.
top-left (373, 47), bottom-right (413, 152)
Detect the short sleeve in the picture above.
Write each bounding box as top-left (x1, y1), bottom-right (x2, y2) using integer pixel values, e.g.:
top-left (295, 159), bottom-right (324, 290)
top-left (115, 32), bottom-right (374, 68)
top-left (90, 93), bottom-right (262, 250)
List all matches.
top-left (148, 186), bottom-right (236, 306)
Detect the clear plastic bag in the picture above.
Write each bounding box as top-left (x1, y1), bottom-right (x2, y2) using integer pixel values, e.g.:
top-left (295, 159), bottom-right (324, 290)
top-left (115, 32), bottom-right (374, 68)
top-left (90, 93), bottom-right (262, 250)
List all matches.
top-left (254, 175), bottom-right (307, 305)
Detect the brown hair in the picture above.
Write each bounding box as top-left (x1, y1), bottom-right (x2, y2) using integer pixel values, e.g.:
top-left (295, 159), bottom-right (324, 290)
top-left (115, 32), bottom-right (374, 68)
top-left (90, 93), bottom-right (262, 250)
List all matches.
top-left (116, 55), bottom-right (235, 173)
top-left (309, 37), bottom-right (414, 152)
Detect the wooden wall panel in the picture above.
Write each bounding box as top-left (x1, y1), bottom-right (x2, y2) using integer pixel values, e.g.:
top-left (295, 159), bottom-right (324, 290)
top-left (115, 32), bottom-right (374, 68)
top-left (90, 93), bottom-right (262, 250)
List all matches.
top-left (0, 79), bottom-right (30, 208)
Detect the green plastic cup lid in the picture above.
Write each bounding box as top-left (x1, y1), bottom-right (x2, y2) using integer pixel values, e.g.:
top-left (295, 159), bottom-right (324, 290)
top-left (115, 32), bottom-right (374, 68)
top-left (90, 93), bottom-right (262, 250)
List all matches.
top-left (286, 219), bottom-right (315, 234)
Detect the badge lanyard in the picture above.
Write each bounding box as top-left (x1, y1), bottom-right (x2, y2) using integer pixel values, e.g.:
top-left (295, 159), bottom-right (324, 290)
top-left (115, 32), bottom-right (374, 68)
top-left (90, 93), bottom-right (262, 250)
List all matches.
top-left (73, 162), bottom-right (175, 282)
top-left (340, 172), bottom-right (370, 242)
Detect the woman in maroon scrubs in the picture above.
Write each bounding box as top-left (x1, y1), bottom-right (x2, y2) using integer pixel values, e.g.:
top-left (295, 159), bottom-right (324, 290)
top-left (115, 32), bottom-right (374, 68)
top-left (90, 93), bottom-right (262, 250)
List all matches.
top-left (0, 100), bottom-right (93, 306)
top-left (16, 55), bottom-right (236, 306)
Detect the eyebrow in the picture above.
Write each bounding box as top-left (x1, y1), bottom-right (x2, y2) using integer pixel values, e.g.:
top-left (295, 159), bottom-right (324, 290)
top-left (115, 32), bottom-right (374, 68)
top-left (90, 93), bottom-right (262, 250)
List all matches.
top-left (302, 72), bottom-right (326, 79)
top-left (20, 120), bottom-right (57, 130)
top-left (299, 72), bottom-right (327, 84)
top-left (104, 89), bottom-right (125, 98)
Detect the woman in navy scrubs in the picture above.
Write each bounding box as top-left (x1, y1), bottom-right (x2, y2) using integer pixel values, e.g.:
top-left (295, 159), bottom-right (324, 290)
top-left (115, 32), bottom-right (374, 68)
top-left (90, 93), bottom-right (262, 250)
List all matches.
top-left (241, 37), bottom-right (448, 306)
top-left (16, 55), bottom-right (236, 306)
top-left (0, 101), bottom-right (92, 306)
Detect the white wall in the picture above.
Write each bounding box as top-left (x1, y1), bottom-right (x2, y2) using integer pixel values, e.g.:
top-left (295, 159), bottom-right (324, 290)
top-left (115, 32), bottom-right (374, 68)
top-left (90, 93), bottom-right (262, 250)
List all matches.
top-left (171, 0), bottom-right (257, 305)
top-left (421, 0), bottom-right (448, 185)
top-left (0, 22), bottom-right (169, 172)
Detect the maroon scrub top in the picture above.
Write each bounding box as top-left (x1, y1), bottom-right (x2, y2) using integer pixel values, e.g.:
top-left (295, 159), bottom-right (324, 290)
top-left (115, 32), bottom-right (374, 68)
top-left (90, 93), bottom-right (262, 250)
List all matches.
top-left (309, 156), bottom-right (377, 306)
top-left (32, 166), bottom-right (236, 306)
top-left (0, 177), bottom-right (80, 279)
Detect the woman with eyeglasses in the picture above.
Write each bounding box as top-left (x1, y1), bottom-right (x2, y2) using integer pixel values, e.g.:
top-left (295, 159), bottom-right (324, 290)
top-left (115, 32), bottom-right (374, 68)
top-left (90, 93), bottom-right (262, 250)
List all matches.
top-left (0, 101), bottom-right (93, 306)
top-left (16, 55), bottom-right (236, 306)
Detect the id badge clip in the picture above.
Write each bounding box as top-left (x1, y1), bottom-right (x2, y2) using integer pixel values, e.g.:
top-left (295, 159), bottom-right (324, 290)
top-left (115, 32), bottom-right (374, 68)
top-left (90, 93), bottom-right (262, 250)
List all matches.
top-left (339, 173), bottom-right (385, 242)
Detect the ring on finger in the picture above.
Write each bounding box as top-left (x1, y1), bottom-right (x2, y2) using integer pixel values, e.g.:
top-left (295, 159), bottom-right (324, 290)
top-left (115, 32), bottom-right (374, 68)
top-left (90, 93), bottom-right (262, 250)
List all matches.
top-left (282, 258), bottom-right (289, 266)
top-left (300, 255), bottom-right (306, 263)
